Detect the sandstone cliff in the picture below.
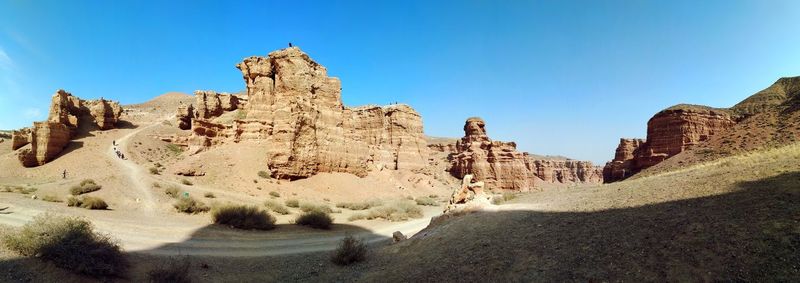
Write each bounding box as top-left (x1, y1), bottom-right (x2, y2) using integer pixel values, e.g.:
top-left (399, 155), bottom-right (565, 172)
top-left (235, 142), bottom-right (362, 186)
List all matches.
top-left (174, 47), bottom-right (428, 179)
top-left (529, 158), bottom-right (603, 184)
top-left (14, 90), bottom-right (123, 167)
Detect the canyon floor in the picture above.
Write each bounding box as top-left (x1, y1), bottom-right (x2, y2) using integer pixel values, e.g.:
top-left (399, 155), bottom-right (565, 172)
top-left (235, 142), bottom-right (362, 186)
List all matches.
top-left (1, 112), bottom-right (798, 281)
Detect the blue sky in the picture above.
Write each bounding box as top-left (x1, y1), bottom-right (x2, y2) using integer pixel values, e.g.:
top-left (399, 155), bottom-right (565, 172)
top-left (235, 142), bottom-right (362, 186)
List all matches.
top-left (1, 0), bottom-right (799, 164)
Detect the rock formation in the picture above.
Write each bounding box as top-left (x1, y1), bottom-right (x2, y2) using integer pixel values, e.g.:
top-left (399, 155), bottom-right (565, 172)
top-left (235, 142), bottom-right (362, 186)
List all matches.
top-left (11, 128), bottom-right (31, 150)
top-left (173, 47), bottom-right (428, 179)
top-left (15, 90), bottom-right (123, 167)
top-left (529, 159), bottom-right (603, 184)
top-left (176, 103), bottom-right (194, 130)
top-left (444, 174), bottom-right (492, 213)
top-left (603, 105), bottom-right (736, 182)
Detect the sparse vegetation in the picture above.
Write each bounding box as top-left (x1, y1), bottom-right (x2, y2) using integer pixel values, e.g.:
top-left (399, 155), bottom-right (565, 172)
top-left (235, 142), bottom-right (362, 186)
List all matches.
top-left (257, 170), bottom-right (271, 179)
top-left (0, 186), bottom-right (37, 194)
top-left (264, 199), bottom-right (291, 215)
top-left (181, 179), bottom-right (193, 186)
top-left (348, 200), bottom-right (423, 222)
top-left (285, 199), bottom-right (300, 208)
top-left (330, 235), bottom-right (366, 265)
top-left (2, 214), bottom-right (127, 277)
top-left (149, 167), bottom-right (160, 175)
top-left (212, 205), bottom-right (275, 230)
top-left (204, 192), bottom-right (216, 198)
top-left (300, 202), bottom-right (340, 213)
top-left (415, 196), bottom-right (437, 206)
top-left (296, 210), bottom-right (333, 229)
top-left (41, 195), bottom-right (62, 202)
top-left (173, 197), bottom-right (209, 214)
top-left (70, 179), bottom-right (102, 195)
top-left (67, 196), bottom-right (109, 210)
top-left (153, 182), bottom-right (162, 188)
top-left (336, 199), bottom-right (383, 210)
top-left (147, 256), bottom-right (191, 283)
top-left (269, 191), bottom-right (280, 198)
top-left (491, 192), bottom-right (517, 205)
top-left (166, 143), bottom-right (183, 155)
top-left (165, 186), bottom-right (180, 198)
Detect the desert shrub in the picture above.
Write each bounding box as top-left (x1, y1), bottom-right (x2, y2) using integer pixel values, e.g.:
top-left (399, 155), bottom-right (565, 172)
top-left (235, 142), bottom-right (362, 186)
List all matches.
top-left (70, 179), bottom-right (102, 195)
top-left (9, 186), bottom-right (37, 194)
top-left (80, 197), bottom-right (108, 210)
top-left (257, 171), bottom-right (271, 179)
top-left (428, 194), bottom-right (438, 198)
top-left (153, 182), bottom-right (162, 188)
top-left (41, 195), bottom-right (62, 202)
top-left (149, 167), bottom-right (160, 175)
top-left (2, 214), bottom-right (128, 277)
top-left (300, 202), bottom-right (339, 213)
top-left (173, 197), bottom-right (209, 214)
top-left (147, 256), bottom-right (191, 283)
top-left (330, 235), bottom-right (366, 266)
top-left (67, 196), bottom-right (81, 207)
top-left (414, 196), bottom-right (437, 206)
top-left (165, 186), bottom-right (180, 198)
top-left (264, 199), bottom-right (291, 215)
top-left (491, 192), bottom-right (517, 205)
top-left (296, 210), bottom-right (333, 229)
top-left (212, 205), bottom-right (275, 230)
top-left (181, 179), bottom-right (193, 186)
top-left (348, 200), bottom-right (422, 222)
top-left (285, 199), bottom-right (300, 208)
top-left (269, 191), bottom-right (280, 198)
top-left (336, 199), bottom-right (383, 210)
top-left (204, 192), bottom-right (216, 198)
top-left (166, 143), bottom-right (183, 155)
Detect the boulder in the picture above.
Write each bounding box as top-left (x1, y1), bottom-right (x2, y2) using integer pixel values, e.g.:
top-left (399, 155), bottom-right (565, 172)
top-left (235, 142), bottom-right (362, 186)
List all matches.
top-left (392, 231), bottom-right (407, 243)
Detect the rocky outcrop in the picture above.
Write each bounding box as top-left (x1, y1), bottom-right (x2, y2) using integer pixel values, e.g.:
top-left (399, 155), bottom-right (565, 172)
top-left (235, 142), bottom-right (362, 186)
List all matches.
top-left (603, 106), bottom-right (736, 182)
top-left (173, 47), bottom-right (428, 179)
top-left (529, 159), bottom-right (603, 184)
top-left (428, 142), bottom-right (457, 154)
top-left (11, 128), bottom-right (31, 150)
top-left (176, 103), bottom-right (194, 130)
top-left (15, 90), bottom-right (123, 167)
top-left (450, 117), bottom-right (536, 191)
top-left (444, 174), bottom-right (492, 214)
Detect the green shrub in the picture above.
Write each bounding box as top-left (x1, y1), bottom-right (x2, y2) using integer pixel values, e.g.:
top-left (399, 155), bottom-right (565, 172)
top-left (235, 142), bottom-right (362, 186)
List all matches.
top-left (257, 171), bottom-right (271, 179)
top-left (2, 214), bottom-right (128, 277)
top-left (348, 200), bottom-right (423, 222)
top-left (414, 196), bottom-right (437, 206)
top-left (285, 199), bottom-right (300, 208)
top-left (336, 199), bottom-right (383, 210)
top-left (41, 195), bottom-right (62, 202)
top-left (204, 192), bottom-right (216, 198)
top-left (147, 256), bottom-right (191, 283)
top-left (70, 179), bottom-right (102, 195)
top-left (296, 210), bottom-right (333, 229)
top-left (212, 205), bottom-right (275, 230)
top-left (181, 179), bottom-right (193, 186)
top-left (165, 186), bottom-right (180, 198)
top-left (330, 235), bottom-right (366, 266)
top-left (173, 197), bottom-right (209, 214)
top-left (264, 200), bottom-right (291, 215)
top-left (269, 191), bottom-right (280, 198)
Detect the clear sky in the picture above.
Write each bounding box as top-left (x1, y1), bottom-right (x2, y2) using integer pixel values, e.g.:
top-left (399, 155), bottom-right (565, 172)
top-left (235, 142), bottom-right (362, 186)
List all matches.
top-left (1, 0), bottom-right (799, 164)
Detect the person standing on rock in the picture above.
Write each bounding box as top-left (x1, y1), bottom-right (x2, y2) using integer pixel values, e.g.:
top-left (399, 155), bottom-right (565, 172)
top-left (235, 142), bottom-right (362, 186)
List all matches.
top-left (289, 42), bottom-right (293, 47)
top-left (62, 169), bottom-right (67, 179)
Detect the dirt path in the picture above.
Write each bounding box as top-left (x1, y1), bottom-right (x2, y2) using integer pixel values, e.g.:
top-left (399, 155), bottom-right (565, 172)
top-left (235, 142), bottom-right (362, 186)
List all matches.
top-left (108, 120), bottom-right (164, 215)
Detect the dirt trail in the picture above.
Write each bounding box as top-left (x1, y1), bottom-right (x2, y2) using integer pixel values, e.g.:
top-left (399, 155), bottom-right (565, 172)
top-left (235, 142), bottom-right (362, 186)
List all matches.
top-left (109, 120), bottom-right (162, 215)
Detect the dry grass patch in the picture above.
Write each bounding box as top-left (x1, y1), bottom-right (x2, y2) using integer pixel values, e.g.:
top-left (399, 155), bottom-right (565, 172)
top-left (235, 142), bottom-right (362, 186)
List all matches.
top-left (204, 192), bottom-right (216, 198)
top-left (257, 171), bottom-right (271, 179)
top-left (330, 235), bottom-right (367, 265)
top-left (300, 202), bottom-right (340, 213)
top-left (491, 192), bottom-right (517, 205)
top-left (348, 200), bottom-right (423, 222)
top-left (285, 199), bottom-right (300, 208)
top-left (269, 191), bottom-right (280, 198)
top-left (165, 186), bottom-right (180, 198)
top-left (415, 196), bottom-right (437, 206)
top-left (70, 179), bottom-right (101, 195)
top-left (295, 210), bottom-right (333, 229)
top-left (67, 196), bottom-right (109, 210)
top-left (212, 205), bottom-right (276, 230)
top-left (1, 186), bottom-right (37, 194)
top-left (264, 199), bottom-right (291, 215)
top-left (336, 199), bottom-right (382, 210)
top-left (41, 195), bottom-right (62, 202)
top-left (181, 179), bottom-right (193, 186)
top-left (173, 197), bottom-right (209, 214)
top-left (2, 214), bottom-right (127, 277)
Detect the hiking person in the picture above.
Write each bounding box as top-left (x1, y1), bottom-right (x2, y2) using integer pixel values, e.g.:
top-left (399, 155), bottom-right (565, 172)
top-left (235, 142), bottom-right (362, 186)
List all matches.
top-left (62, 169), bottom-right (67, 179)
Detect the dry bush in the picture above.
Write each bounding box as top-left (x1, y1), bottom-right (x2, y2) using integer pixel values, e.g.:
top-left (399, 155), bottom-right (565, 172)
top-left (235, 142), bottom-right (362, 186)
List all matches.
top-left (300, 202), bottom-right (340, 213)
top-left (204, 192), bottom-right (216, 198)
top-left (491, 192), bottom-right (517, 205)
top-left (165, 186), bottom-right (180, 198)
top-left (264, 199), bottom-right (291, 215)
top-left (269, 191), bottom-right (280, 198)
top-left (147, 256), bottom-right (191, 283)
top-left (295, 210), bottom-right (333, 229)
top-left (41, 195), bottom-right (62, 202)
top-left (330, 235), bottom-right (366, 265)
top-left (67, 196), bottom-right (108, 210)
top-left (181, 179), bottom-right (193, 186)
top-left (257, 171), bottom-right (271, 179)
top-left (285, 199), bottom-right (300, 208)
top-left (70, 179), bottom-right (102, 195)
top-left (173, 197), bottom-right (209, 214)
top-left (149, 167), bottom-right (160, 175)
top-left (166, 143), bottom-right (183, 155)
top-left (336, 199), bottom-right (383, 210)
top-left (212, 205), bottom-right (275, 230)
top-left (2, 214), bottom-right (127, 277)
top-left (5, 186), bottom-right (37, 194)
top-left (414, 196), bottom-right (437, 206)
top-left (348, 200), bottom-right (423, 222)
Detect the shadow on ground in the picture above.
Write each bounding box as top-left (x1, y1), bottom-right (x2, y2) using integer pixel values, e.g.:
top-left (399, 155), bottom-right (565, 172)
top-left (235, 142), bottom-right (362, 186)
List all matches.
top-left (1, 173), bottom-right (798, 282)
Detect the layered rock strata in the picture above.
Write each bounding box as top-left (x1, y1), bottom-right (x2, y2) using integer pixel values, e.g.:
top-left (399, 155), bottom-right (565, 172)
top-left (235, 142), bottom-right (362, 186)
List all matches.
top-left (11, 128), bottom-right (31, 150)
top-left (176, 47), bottom-right (428, 179)
top-left (15, 90), bottom-right (123, 167)
top-left (603, 106), bottom-right (736, 182)
top-left (529, 159), bottom-right (603, 184)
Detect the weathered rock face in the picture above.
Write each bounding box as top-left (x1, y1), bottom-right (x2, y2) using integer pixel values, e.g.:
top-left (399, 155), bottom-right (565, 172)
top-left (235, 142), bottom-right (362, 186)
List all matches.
top-left (603, 106), bottom-right (736, 182)
top-left (529, 159), bottom-right (603, 184)
top-left (450, 117), bottom-right (536, 191)
top-left (176, 47), bottom-right (428, 179)
top-left (176, 103), bottom-right (194, 130)
top-left (15, 90), bottom-right (123, 167)
top-left (11, 128), bottom-right (32, 150)
top-left (428, 142), bottom-right (457, 154)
